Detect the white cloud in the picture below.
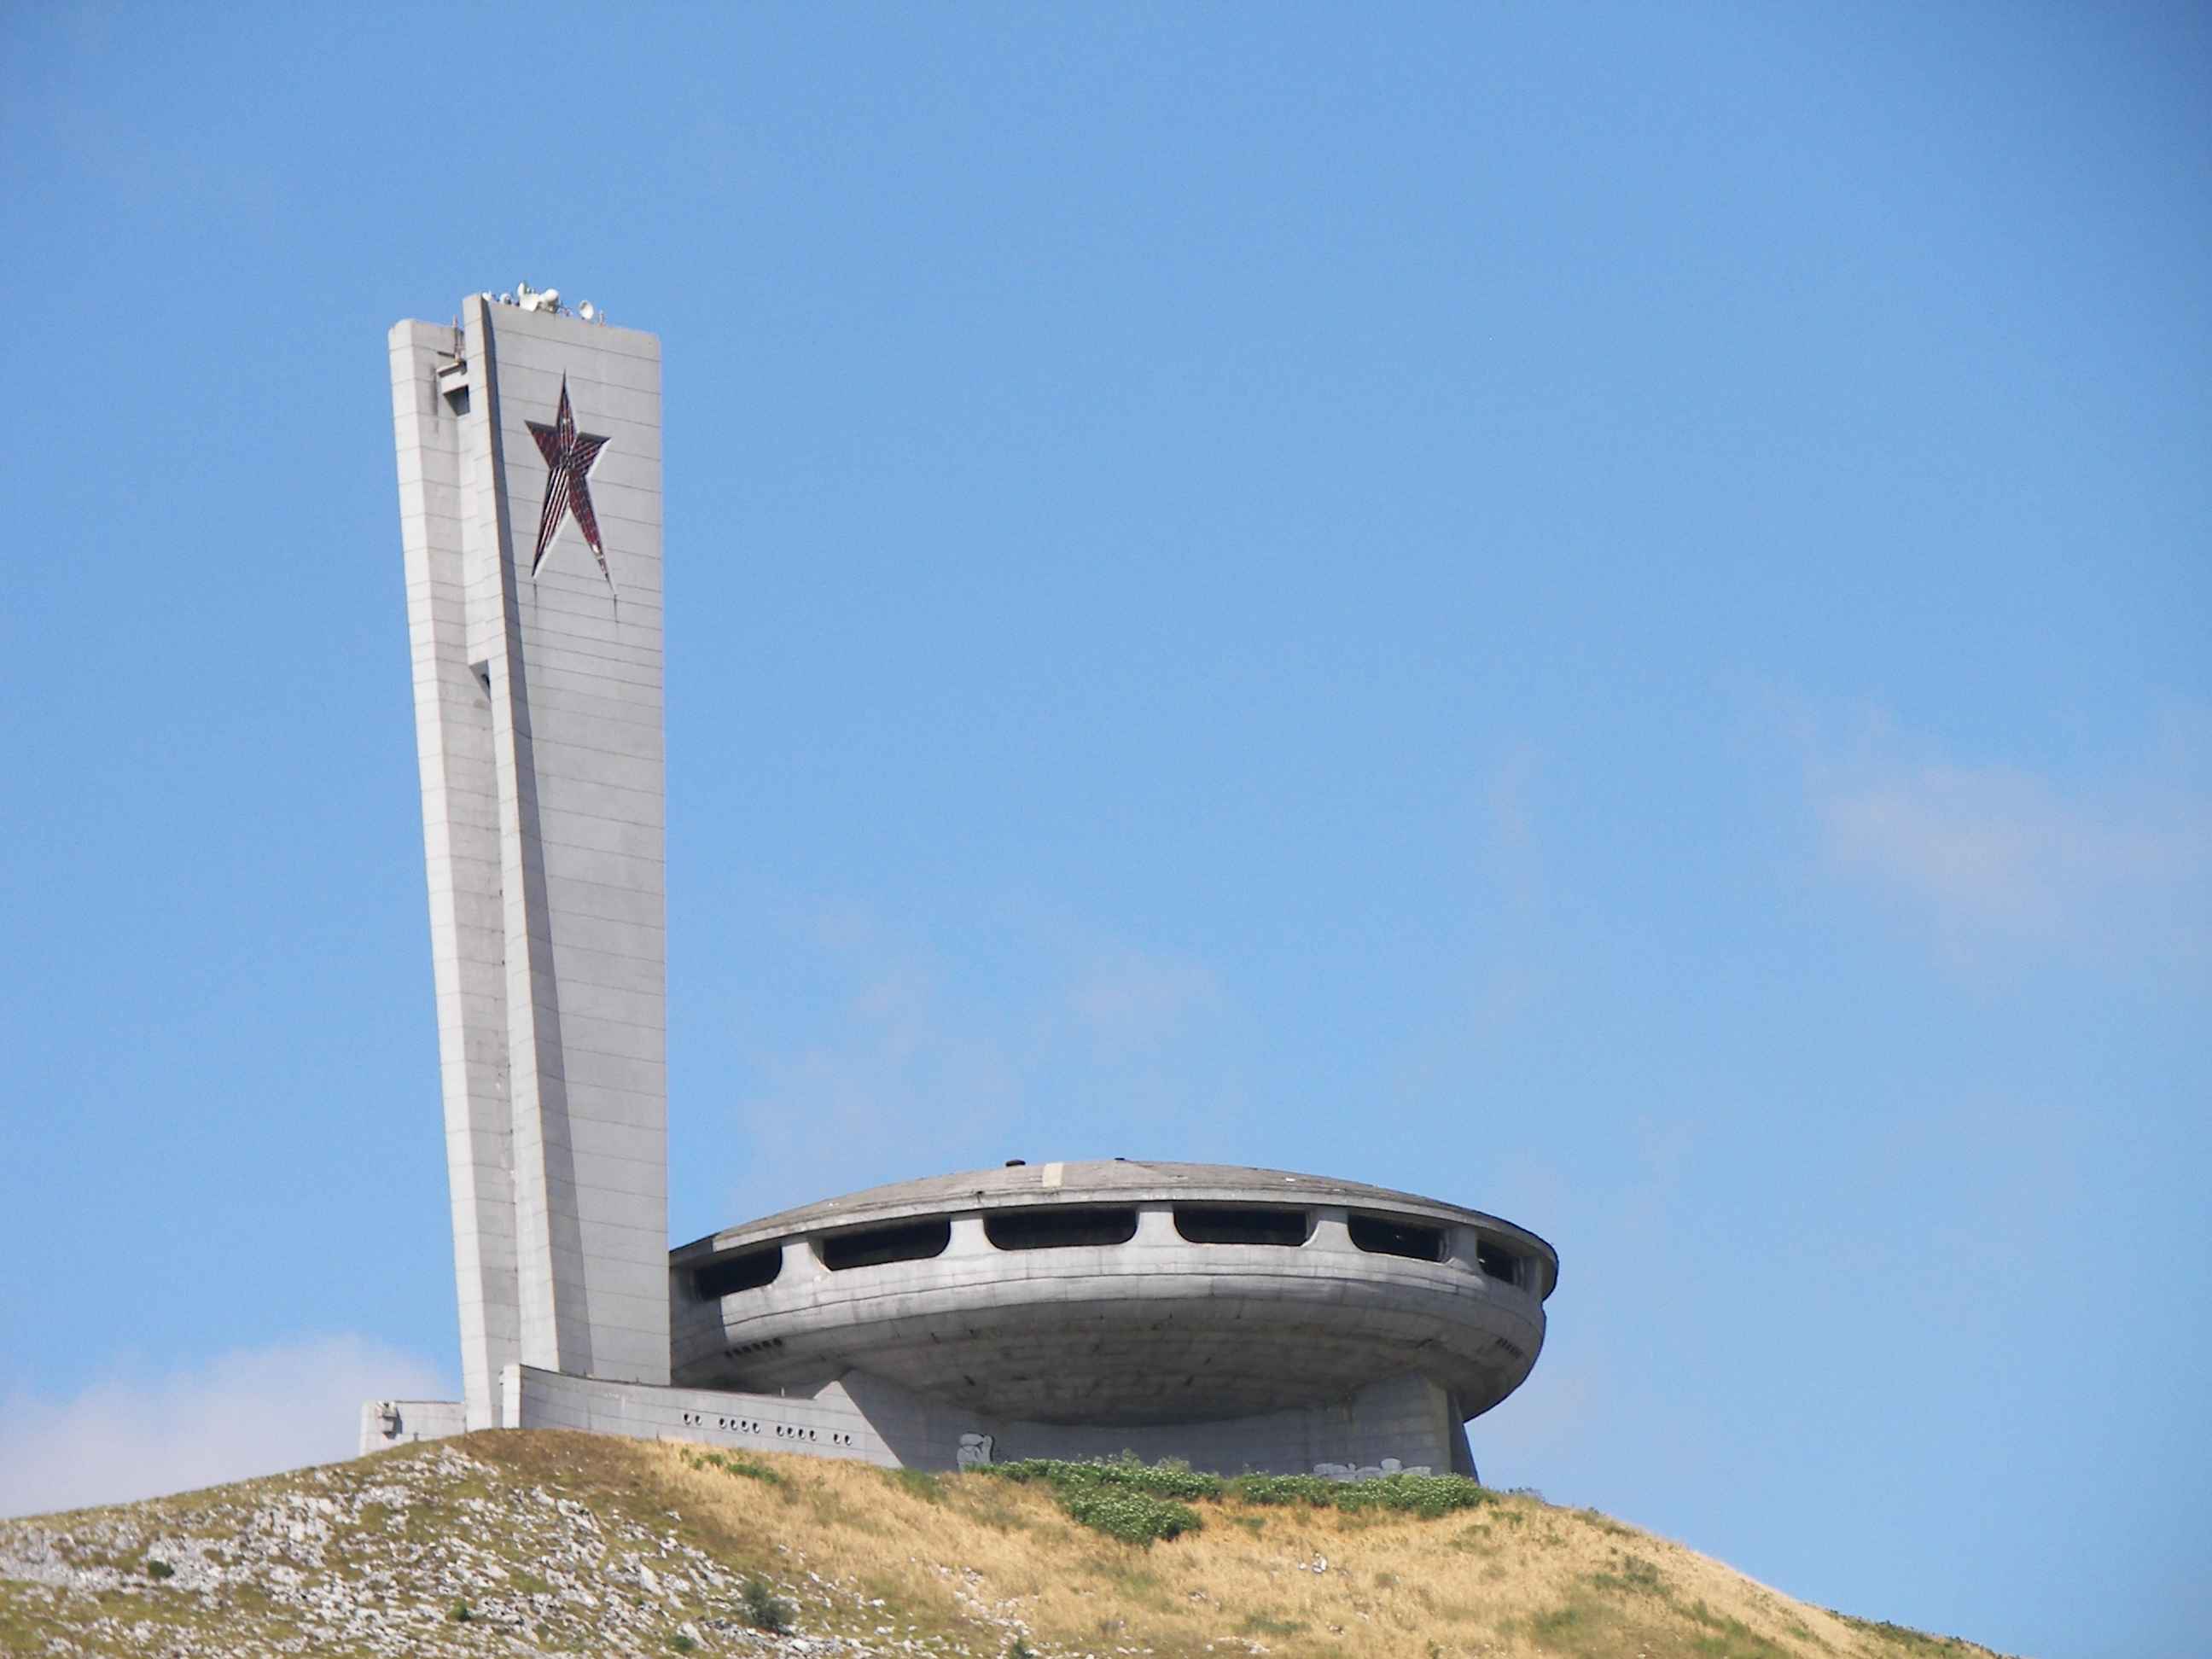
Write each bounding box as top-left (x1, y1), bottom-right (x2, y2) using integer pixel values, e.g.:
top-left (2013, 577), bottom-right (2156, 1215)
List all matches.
top-left (737, 909), bottom-right (1029, 1188)
top-left (722, 903), bottom-right (1233, 1210)
top-left (1481, 744), bottom-right (1545, 914)
top-left (1808, 726), bottom-right (2209, 965)
top-left (1068, 950), bottom-right (1218, 1056)
top-left (742, 963), bottom-right (1027, 1187)
top-left (0, 1334), bottom-right (451, 1520)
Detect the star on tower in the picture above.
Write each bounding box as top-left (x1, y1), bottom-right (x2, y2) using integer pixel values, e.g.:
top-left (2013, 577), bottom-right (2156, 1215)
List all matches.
top-left (526, 377), bottom-right (614, 585)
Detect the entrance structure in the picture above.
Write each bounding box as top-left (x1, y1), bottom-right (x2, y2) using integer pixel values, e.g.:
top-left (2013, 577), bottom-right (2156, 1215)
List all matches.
top-left (370, 288), bottom-right (1557, 1475)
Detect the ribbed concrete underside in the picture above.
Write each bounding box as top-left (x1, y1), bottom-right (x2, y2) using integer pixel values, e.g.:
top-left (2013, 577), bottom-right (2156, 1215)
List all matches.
top-left (689, 1289), bottom-right (1533, 1425)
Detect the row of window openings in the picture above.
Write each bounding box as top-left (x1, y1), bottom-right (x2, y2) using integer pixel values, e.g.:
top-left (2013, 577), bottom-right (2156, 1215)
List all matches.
top-left (691, 1207), bottom-right (1529, 1300)
top-left (676, 1410), bottom-right (854, 1449)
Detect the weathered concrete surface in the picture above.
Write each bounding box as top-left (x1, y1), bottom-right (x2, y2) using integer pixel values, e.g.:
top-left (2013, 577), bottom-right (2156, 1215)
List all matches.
top-left (389, 299), bottom-right (668, 1431)
top-left (671, 1161), bottom-right (1554, 1431)
top-left (508, 1364), bottom-right (1469, 1477)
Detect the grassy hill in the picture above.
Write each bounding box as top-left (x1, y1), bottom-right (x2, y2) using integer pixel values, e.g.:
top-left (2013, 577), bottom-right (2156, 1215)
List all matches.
top-left (0, 1431), bottom-right (2014, 1659)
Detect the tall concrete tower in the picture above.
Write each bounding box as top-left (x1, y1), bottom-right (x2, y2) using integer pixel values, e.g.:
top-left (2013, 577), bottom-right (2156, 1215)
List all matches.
top-left (389, 293), bottom-right (667, 1429)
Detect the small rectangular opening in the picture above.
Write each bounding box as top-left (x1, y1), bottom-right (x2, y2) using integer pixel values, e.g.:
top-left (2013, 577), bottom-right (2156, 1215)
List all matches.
top-left (1348, 1213), bottom-right (1446, 1262)
top-left (1174, 1206), bottom-right (1310, 1246)
top-left (693, 1246), bottom-right (782, 1300)
top-left (984, 1207), bottom-right (1138, 1251)
top-left (1474, 1240), bottom-right (1522, 1285)
top-left (436, 356), bottom-right (470, 417)
top-left (818, 1218), bottom-right (952, 1271)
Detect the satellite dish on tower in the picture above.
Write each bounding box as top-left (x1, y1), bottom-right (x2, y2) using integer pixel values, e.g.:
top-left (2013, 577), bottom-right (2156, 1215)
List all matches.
top-left (579, 301), bottom-right (597, 323)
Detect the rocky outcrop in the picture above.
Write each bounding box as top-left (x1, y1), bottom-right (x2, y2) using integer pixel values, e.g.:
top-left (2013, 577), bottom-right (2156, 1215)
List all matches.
top-left (1, 1443), bottom-right (1011, 1658)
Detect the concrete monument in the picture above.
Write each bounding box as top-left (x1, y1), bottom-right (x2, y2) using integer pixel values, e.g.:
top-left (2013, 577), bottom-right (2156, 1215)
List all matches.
top-left (388, 288), bottom-right (667, 1432)
top-left (371, 287), bottom-right (1557, 1476)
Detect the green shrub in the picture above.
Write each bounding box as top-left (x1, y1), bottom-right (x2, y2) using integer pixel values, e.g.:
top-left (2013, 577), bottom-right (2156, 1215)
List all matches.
top-left (1059, 1487), bottom-right (1204, 1545)
top-left (1226, 1470), bottom-right (1488, 1517)
top-left (1680, 1600), bottom-right (1794, 1658)
top-left (969, 1453), bottom-right (1483, 1541)
top-left (741, 1576), bottom-right (793, 1633)
top-left (890, 1467), bottom-right (945, 1503)
top-left (975, 1455), bottom-right (1212, 1545)
top-left (1587, 1552), bottom-right (1667, 1597)
top-left (1830, 1612), bottom-right (1978, 1655)
top-left (984, 1453), bottom-right (1222, 1502)
top-left (684, 1450), bottom-right (785, 1487)
top-left (449, 1599), bottom-right (474, 1623)
top-left (1222, 1473), bottom-right (1335, 1507)
top-left (143, 1558), bottom-right (174, 1581)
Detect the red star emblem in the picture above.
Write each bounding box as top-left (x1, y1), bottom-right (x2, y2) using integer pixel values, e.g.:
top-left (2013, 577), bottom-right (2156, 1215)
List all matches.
top-left (526, 377), bottom-right (613, 584)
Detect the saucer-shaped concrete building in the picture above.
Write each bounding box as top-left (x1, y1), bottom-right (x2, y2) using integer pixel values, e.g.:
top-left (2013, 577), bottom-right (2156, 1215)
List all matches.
top-left (663, 1159), bottom-right (1557, 1476)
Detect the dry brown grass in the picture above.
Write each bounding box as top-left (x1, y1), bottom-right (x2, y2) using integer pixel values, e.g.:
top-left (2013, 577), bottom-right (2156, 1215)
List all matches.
top-left (608, 1438), bottom-right (2012, 1659)
top-left (0, 1432), bottom-right (2015, 1659)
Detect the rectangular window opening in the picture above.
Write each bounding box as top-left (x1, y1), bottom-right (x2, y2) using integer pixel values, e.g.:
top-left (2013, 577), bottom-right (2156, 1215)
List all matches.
top-left (983, 1207), bottom-right (1138, 1251)
top-left (818, 1218), bottom-right (952, 1271)
top-left (1174, 1206), bottom-right (1311, 1247)
top-left (1347, 1213), bottom-right (1446, 1262)
top-left (693, 1245), bottom-right (782, 1300)
top-left (1474, 1240), bottom-right (1522, 1286)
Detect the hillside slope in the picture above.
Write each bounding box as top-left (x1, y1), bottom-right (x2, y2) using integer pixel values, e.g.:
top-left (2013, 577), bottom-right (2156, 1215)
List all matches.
top-left (0, 1431), bottom-right (2013, 1659)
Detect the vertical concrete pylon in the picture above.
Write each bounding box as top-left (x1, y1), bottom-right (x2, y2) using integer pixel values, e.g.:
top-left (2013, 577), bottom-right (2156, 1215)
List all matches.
top-left (390, 296), bottom-right (668, 1429)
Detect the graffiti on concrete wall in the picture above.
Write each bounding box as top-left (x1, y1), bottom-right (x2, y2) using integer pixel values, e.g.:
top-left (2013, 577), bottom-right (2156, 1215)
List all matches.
top-left (1311, 1457), bottom-right (1432, 1481)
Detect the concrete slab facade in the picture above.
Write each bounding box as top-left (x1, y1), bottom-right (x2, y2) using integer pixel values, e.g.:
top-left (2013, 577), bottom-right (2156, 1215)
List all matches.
top-left (358, 1399), bottom-right (469, 1453)
top-left (503, 1366), bottom-right (1468, 1479)
top-left (389, 298), bottom-right (668, 1430)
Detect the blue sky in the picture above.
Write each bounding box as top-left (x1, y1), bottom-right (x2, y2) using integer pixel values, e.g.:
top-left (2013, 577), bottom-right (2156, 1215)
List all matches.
top-left (2, 5), bottom-right (2205, 1655)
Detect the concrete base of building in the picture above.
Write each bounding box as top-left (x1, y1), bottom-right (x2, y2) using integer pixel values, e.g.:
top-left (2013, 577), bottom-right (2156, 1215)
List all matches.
top-left (357, 1398), bottom-right (469, 1452)
top-left (358, 1366), bottom-right (1478, 1481)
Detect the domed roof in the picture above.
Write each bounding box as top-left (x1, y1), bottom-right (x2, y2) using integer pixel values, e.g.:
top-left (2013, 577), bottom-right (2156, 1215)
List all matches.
top-left (675, 1158), bottom-right (1557, 1298)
